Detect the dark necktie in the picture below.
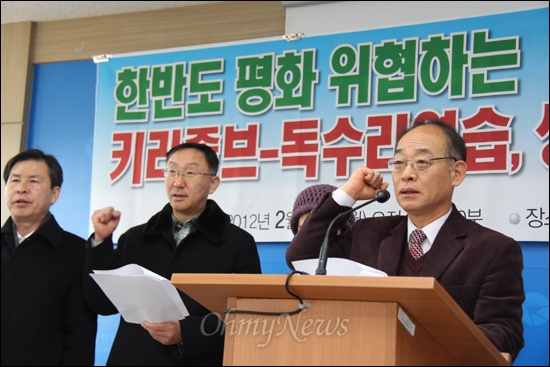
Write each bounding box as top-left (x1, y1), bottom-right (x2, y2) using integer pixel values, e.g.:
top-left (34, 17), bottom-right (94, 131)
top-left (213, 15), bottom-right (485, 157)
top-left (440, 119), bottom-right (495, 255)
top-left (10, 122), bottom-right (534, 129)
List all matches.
top-left (409, 229), bottom-right (427, 260)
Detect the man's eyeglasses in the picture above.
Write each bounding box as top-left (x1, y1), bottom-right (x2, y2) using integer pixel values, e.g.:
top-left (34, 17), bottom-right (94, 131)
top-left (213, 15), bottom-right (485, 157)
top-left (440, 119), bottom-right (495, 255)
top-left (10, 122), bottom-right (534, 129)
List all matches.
top-left (163, 168), bottom-right (216, 179)
top-left (387, 156), bottom-right (456, 172)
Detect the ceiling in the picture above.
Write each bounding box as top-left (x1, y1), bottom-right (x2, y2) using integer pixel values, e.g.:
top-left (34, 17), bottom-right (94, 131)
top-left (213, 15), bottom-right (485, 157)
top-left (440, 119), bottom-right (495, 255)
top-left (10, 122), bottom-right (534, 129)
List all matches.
top-left (0, 1), bottom-right (222, 24)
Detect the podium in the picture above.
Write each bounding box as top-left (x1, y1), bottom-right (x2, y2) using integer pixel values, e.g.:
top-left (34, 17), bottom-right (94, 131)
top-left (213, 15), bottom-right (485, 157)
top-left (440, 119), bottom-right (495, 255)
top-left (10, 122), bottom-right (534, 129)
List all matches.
top-left (171, 274), bottom-right (510, 366)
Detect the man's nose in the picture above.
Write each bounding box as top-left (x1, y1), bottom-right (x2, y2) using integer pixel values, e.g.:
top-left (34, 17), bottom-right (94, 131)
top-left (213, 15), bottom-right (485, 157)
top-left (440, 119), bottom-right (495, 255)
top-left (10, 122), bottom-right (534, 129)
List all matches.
top-left (16, 181), bottom-right (29, 193)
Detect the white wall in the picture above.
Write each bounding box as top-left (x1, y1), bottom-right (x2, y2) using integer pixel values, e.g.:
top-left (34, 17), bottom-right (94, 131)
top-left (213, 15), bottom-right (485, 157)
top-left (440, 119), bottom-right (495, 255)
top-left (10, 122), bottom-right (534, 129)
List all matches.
top-left (285, 1), bottom-right (548, 36)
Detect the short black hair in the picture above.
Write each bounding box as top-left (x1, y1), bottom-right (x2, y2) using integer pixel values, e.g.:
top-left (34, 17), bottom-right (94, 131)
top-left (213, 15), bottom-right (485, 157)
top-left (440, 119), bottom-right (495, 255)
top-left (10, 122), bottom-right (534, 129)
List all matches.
top-left (397, 119), bottom-right (467, 161)
top-left (166, 142), bottom-right (219, 174)
top-left (3, 149), bottom-right (64, 188)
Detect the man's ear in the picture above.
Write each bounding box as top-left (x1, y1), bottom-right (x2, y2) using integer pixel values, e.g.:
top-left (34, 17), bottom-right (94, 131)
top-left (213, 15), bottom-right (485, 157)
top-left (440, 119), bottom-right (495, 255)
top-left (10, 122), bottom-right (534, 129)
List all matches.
top-left (50, 186), bottom-right (61, 205)
top-left (451, 160), bottom-right (467, 187)
top-left (208, 176), bottom-right (220, 194)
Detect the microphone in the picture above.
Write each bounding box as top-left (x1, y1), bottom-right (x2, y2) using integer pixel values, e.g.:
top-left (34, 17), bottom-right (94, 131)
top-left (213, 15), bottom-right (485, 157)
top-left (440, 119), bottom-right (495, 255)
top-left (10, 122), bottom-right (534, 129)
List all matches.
top-left (315, 190), bottom-right (391, 275)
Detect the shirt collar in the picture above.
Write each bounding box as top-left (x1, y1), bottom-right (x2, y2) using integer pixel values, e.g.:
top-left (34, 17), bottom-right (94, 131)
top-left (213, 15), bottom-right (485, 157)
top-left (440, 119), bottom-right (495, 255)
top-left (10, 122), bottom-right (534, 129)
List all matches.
top-left (171, 215), bottom-right (197, 230)
top-left (407, 207), bottom-right (452, 250)
top-left (15, 212), bottom-right (51, 246)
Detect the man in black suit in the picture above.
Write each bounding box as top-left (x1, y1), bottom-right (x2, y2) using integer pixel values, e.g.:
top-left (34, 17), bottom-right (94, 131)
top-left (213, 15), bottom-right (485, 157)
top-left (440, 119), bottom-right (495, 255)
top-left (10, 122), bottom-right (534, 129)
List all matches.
top-left (286, 119), bottom-right (525, 361)
top-left (1, 149), bottom-right (96, 366)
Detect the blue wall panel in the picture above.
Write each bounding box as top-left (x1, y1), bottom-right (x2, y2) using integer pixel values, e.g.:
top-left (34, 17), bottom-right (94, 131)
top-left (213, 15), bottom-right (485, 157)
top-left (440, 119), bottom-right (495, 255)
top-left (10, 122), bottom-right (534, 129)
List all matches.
top-left (27, 59), bottom-right (548, 366)
top-left (28, 60), bottom-right (96, 240)
top-left (515, 242), bottom-right (549, 366)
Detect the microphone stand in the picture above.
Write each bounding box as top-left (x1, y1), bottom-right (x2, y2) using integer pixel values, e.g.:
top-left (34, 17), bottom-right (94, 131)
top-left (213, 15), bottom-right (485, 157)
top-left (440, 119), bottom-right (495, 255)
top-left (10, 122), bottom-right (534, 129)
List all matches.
top-left (315, 190), bottom-right (390, 275)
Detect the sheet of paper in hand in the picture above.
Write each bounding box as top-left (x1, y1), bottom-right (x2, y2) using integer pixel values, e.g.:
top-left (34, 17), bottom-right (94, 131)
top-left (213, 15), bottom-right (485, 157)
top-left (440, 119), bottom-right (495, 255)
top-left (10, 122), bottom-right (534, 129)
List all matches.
top-left (90, 264), bottom-right (189, 324)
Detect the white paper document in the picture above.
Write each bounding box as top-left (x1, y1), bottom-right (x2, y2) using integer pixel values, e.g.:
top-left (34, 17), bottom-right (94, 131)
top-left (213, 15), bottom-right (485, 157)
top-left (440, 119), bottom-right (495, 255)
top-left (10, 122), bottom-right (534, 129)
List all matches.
top-left (292, 258), bottom-right (388, 277)
top-left (90, 264), bottom-right (189, 324)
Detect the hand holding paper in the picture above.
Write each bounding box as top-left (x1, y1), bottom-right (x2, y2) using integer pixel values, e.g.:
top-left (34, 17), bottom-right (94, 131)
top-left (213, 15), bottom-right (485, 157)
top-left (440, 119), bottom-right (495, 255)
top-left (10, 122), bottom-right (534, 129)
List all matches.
top-left (90, 264), bottom-right (189, 324)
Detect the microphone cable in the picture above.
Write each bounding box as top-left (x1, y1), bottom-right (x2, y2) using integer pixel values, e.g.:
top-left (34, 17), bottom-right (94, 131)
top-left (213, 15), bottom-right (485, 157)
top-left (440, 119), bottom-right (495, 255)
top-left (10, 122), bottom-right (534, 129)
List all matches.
top-left (224, 270), bottom-right (311, 316)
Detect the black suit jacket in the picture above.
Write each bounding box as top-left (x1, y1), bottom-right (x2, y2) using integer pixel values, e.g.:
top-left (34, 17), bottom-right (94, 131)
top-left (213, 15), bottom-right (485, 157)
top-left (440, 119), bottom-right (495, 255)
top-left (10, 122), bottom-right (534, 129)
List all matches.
top-left (1, 214), bottom-right (97, 366)
top-left (286, 196), bottom-right (525, 361)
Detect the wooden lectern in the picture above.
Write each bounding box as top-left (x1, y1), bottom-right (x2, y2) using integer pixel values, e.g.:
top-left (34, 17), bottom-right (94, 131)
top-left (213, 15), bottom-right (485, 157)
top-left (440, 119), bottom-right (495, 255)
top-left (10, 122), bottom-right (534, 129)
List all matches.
top-left (171, 274), bottom-right (510, 366)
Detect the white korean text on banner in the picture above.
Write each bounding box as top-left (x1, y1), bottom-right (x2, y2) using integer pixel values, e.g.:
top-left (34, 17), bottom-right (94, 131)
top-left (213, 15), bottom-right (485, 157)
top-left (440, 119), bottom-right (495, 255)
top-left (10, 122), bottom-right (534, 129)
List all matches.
top-left (91, 8), bottom-right (549, 243)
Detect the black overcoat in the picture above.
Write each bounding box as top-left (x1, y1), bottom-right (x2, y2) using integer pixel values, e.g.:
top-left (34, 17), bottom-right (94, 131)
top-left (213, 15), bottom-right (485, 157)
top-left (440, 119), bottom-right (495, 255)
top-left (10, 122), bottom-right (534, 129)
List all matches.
top-left (1, 214), bottom-right (97, 366)
top-left (84, 200), bottom-right (261, 366)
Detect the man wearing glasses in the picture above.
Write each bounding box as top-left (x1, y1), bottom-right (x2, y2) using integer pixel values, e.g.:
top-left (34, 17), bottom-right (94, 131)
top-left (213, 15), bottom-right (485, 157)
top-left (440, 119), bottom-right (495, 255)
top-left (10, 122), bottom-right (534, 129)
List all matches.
top-left (286, 119), bottom-right (525, 362)
top-left (84, 142), bottom-right (261, 366)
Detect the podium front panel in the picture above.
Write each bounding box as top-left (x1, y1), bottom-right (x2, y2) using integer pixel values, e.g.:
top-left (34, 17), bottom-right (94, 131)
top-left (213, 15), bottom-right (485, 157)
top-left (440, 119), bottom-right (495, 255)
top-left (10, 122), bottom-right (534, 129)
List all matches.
top-left (223, 298), bottom-right (454, 366)
top-left (171, 274), bottom-right (509, 365)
